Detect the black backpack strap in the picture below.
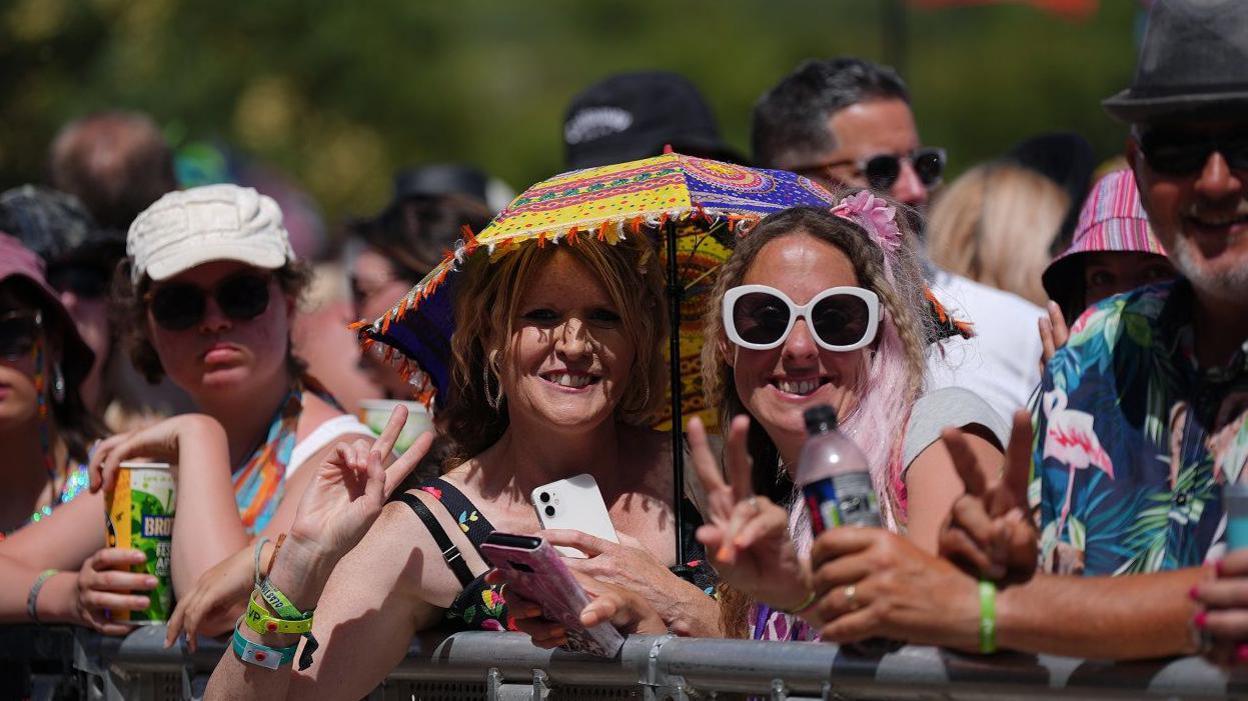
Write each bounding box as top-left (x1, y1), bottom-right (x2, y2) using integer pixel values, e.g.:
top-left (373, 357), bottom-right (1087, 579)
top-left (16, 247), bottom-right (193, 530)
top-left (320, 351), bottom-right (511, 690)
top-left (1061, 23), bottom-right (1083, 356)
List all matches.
top-left (392, 491), bottom-right (475, 588)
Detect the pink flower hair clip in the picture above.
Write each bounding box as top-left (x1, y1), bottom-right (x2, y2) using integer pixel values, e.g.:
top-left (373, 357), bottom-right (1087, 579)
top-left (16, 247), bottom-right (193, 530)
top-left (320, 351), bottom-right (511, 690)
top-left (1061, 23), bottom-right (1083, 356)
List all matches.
top-left (831, 190), bottom-right (903, 253)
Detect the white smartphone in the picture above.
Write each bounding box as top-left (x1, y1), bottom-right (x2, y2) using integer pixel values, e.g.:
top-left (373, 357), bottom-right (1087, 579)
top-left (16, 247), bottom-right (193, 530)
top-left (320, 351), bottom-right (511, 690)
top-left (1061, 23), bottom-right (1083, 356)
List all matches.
top-left (531, 473), bottom-right (618, 558)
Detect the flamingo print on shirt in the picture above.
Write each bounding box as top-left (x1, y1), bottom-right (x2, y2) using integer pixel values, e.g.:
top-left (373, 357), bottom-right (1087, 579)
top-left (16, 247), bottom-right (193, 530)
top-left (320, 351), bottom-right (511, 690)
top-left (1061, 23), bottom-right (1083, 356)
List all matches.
top-left (1042, 388), bottom-right (1114, 548)
top-left (1033, 280), bottom-right (1248, 576)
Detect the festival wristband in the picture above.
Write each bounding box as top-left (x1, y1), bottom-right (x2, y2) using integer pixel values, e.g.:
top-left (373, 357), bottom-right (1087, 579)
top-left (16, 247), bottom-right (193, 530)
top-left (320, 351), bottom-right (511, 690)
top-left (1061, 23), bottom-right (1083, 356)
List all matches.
top-left (253, 537), bottom-right (271, 589)
top-left (252, 583), bottom-right (320, 671)
top-left (246, 596), bottom-right (313, 635)
top-left (232, 620), bottom-right (297, 670)
top-left (978, 580), bottom-right (997, 654)
top-left (26, 569), bottom-right (59, 624)
top-left (265, 533), bottom-right (287, 578)
top-left (258, 578), bottom-right (313, 621)
top-left (777, 589), bottom-right (818, 616)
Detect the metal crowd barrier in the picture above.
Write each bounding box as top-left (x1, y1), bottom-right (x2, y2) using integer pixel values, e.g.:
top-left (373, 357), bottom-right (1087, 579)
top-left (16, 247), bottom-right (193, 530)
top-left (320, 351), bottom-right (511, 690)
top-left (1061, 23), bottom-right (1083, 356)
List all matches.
top-left (2, 624), bottom-right (1246, 700)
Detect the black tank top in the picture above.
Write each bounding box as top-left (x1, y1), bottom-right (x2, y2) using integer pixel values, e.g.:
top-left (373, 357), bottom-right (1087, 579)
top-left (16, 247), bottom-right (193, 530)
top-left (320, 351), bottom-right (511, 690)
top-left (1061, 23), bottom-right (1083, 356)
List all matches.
top-left (393, 478), bottom-right (718, 632)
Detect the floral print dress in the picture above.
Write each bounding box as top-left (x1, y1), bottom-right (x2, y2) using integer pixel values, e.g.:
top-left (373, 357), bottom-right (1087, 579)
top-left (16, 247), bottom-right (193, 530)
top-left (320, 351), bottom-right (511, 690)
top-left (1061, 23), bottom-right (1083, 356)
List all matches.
top-left (1033, 280), bottom-right (1248, 576)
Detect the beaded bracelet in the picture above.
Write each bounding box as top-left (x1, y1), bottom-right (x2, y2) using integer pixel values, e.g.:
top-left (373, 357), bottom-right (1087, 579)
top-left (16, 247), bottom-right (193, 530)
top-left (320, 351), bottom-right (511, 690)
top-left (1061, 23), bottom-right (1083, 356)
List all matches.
top-left (232, 618), bottom-right (298, 670)
top-left (978, 580), bottom-right (998, 654)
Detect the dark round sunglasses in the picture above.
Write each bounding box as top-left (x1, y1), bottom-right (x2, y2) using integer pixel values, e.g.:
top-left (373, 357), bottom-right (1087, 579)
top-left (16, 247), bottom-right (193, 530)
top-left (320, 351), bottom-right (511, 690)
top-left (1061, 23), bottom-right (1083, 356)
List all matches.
top-left (799, 147), bottom-right (946, 191)
top-left (863, 148), bottom-right (946, 191)
top-left (146, 273), bottom-right (272, 332)
top-left (0, 310), bottom-right (41, 361)
top-left (1138, 128), bottom-right (1248, 176)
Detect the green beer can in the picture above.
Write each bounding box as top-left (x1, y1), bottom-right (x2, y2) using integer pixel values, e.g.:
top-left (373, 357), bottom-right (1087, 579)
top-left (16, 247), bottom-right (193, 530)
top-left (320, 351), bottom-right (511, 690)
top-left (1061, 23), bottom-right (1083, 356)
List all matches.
top-left (105, 461), bottom-right (175, 624)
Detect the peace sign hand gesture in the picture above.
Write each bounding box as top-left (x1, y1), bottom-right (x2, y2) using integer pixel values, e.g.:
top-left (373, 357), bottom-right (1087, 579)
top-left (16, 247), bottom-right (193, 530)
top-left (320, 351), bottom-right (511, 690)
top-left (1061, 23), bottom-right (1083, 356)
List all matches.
top-left (271, 405), bottom-right (433, 608)
top-left (688, 415), bottom-right (812, 613)
top-left (938, 410), bottom-right (1038, 585)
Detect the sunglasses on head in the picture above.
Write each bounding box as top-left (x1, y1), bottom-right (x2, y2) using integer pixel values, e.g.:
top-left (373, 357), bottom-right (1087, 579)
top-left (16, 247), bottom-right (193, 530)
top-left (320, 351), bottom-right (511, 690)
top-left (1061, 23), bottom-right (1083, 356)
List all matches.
top-left (801, 147), bottom-right (946, 191)
top-left (723, 285), bottom-right (880, 352)
top-left (146, 272), bottom-right (272, 332)
top-left (0, 310), bottom-right (41, 361)
top-left (1138, 128), bottom-right (1248, 176)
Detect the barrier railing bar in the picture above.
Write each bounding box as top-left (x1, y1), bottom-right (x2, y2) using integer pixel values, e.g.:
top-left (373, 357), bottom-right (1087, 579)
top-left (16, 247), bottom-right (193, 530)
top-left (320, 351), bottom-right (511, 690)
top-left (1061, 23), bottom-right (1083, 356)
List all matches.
top-left (2, 624), bottom-right (1245, 700)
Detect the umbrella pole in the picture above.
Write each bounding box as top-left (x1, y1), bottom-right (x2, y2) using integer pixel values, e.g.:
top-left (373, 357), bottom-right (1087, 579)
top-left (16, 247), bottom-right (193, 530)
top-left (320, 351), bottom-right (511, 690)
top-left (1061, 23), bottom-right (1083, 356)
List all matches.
top-left (665, 219), bottom-right (686, 566)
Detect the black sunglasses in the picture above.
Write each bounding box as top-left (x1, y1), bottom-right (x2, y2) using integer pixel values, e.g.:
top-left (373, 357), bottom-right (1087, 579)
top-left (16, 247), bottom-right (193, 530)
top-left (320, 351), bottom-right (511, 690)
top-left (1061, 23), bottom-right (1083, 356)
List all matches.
top-left (0, 311), bottom-right (41, 361)
top-left (146, 273), bottom-right (272, 332)
top-left (799, 147), bottom-right (946, 191)
top-left (1138, 128), bottom-right (1248, 176)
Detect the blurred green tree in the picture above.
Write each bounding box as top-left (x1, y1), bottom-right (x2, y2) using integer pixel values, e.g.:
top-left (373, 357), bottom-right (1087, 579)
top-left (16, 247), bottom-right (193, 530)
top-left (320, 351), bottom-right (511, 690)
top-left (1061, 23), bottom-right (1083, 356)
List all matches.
top-left (0, 0), bottom-right (1137, 232)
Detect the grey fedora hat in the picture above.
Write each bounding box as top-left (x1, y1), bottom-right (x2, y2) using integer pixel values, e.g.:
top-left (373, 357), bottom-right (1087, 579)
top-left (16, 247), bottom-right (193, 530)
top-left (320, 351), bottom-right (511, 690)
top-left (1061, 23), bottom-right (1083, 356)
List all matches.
top-left (1103, 0), bottom-right (1248, 123)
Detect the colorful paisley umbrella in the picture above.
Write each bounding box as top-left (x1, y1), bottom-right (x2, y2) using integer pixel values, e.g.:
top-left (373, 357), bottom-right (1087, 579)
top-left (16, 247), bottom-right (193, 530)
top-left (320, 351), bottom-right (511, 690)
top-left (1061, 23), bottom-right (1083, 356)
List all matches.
top-left (357, 152), bottom-right (845, 562)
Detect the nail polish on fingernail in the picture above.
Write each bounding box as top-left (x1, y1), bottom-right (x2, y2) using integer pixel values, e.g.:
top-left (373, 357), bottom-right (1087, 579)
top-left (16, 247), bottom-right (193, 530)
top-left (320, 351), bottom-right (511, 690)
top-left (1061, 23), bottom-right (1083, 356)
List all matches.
top-left (1237, 644), bottom-right (1248, 662)
top-left (1190, 585), bottom-right (1201, 601)
top-left (1194, 611), bottom-right (1208, 629)
top-left (1216, 559), bottom-right (1226, 576)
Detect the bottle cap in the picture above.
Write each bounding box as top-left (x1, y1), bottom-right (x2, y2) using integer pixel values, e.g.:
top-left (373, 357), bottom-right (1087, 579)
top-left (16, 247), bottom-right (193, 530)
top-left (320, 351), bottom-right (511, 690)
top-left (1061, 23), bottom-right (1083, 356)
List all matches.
top-left (803, 405), bottom-right (838, 435)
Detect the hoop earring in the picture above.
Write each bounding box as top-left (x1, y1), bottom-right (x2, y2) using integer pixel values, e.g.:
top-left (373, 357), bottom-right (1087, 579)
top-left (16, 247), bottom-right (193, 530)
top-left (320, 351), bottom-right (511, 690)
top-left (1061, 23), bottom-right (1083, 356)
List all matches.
top-left (52, 363), bottom-right (66, 404)
top-left (483, 363), bottom-right (503, 411)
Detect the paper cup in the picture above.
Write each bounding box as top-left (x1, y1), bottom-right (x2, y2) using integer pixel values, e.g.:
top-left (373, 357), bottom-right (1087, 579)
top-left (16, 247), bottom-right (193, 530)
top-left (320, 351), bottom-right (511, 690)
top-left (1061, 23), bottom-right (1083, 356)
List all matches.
top-left (358, 399), bottom-right (432, 453)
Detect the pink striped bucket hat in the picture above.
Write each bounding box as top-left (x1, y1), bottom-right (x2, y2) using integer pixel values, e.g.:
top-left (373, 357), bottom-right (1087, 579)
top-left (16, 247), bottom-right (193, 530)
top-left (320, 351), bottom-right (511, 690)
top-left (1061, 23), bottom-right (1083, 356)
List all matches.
top-left (1041, 168), bottom-right (1168, 302)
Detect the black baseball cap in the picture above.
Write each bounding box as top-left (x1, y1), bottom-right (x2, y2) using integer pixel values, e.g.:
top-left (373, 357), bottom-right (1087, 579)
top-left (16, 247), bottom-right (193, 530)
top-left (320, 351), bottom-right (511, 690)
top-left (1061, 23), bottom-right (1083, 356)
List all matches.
top-left (563, 71), bottom-right (747, 169)
top-left (0, 185), bottom-right (124, 269)
top-left (391, 163), bottom-right (490, 204)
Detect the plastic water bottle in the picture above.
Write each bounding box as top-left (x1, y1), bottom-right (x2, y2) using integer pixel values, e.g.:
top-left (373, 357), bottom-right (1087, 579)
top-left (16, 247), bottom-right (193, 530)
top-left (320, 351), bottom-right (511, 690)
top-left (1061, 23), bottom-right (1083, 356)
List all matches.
top-left (797, 404), bottom-right (899, 658)
top-left (797, 405), bottom-right (881, 533)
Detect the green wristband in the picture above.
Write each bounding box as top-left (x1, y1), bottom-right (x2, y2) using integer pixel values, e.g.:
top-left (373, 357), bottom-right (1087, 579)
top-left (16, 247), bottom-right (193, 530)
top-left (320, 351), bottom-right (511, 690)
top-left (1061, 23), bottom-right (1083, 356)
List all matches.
top-left (978, 580), bottom-right (997, 654)
top-left (258, 578), bottom-right (313, 621)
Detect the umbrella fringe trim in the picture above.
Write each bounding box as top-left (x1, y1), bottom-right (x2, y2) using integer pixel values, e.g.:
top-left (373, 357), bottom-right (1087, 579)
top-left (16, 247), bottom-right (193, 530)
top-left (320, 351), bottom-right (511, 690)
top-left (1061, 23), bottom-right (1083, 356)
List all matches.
top-left (356, 336), bottom-right (438, 408)
top-left (364, 206), bottom-right (758, 333)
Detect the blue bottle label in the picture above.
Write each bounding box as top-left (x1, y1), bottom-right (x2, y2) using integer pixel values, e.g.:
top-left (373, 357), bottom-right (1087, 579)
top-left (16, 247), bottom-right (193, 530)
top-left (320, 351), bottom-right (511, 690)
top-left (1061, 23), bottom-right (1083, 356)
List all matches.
top-left (801, 472), bottom-right (880, 535)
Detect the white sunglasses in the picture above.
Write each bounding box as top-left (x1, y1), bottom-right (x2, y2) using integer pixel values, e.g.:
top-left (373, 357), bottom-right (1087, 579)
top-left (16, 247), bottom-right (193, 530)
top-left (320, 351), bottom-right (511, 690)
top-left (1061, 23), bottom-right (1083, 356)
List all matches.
top-left (722, 284), bottom-right (880, 352)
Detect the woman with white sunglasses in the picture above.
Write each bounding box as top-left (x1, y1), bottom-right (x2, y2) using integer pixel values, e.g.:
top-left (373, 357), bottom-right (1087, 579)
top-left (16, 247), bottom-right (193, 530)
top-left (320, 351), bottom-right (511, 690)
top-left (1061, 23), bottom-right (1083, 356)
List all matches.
top-left (690, 198), bottom-right (1010, 640)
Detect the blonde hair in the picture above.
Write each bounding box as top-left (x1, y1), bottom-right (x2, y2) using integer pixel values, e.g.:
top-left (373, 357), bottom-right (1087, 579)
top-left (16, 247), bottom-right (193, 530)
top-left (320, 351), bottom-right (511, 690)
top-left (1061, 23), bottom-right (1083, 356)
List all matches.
top-left (440, 234), bottom-right (667, 465)
top-left (927, 161), bottom-right (1069, 306)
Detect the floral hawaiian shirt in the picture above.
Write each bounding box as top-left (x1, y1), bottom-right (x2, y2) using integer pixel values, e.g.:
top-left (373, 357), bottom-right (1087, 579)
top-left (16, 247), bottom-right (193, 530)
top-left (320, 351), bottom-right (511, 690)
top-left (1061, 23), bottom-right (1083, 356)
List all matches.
top-left (1033, 280), bottom-right (1248, 576)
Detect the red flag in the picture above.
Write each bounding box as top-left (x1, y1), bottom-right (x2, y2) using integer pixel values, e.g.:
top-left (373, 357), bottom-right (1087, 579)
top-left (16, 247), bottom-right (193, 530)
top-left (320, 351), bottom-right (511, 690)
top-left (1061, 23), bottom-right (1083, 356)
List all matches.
top-left (909, 0), bottom-right (1098, 22)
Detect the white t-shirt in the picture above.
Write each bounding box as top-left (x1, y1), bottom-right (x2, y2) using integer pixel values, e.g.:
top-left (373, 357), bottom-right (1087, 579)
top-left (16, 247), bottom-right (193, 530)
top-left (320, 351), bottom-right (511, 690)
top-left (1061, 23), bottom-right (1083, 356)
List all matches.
top-left (285, 414), bottom-right (376, 478)
top-left (926, 270), bottom-right (1044, 419)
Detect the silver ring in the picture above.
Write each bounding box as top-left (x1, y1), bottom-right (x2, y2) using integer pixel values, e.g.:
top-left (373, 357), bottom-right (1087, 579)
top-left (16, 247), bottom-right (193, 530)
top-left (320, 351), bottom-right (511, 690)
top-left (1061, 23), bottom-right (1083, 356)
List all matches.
top-left (747, 495), bottom-right (760, 511)
top-left (843, 584), bottom-right (858, 609)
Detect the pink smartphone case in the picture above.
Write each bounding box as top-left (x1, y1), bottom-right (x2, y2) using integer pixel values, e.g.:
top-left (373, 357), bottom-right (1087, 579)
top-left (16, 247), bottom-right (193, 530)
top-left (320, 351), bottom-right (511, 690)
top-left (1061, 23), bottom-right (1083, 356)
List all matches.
top-left (481, 537), bottom-right (625, 657)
